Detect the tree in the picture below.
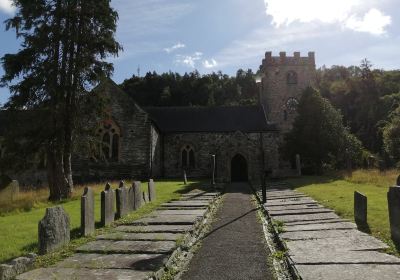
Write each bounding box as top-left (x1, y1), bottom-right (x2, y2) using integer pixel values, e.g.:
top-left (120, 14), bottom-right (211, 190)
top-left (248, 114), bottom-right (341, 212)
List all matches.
top-left (283, 87), bottom-right (363, 173)
top-left (1, 0), bottom-right (121, 200)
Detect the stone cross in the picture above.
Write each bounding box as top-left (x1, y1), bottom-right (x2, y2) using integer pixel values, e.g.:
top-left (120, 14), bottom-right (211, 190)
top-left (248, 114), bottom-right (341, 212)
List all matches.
top-left (116, 181), bottom-right (129, 219)
top-left (133, 181), bottom-right (142, 210)
top-left (81, 187), bottom-right (95, 236)
top-left (295, 154), bottom-right (301, 176)
top-left (148, 179), bottom-right (156, 202)
top-left (38, 206), bottom-right (70, 255)
top-left (101, 183), bottom-right (115, 226)
top-left (388, 186), bottom-right (400, 245)
top-left (183, 170), bottom-right (188, 185)
top-left (354, 191), bottom-right (367, 225)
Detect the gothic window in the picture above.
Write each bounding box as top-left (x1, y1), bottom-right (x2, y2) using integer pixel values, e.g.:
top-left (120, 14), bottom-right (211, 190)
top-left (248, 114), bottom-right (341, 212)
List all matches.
top-left (96, 120), bottom-right (121, 162)
top-left (287, 71), bottom-right (298, 85)
top-left (286, 97), bottom-right (299, 112)
top-left (181, 145), bottom-right (195, 168)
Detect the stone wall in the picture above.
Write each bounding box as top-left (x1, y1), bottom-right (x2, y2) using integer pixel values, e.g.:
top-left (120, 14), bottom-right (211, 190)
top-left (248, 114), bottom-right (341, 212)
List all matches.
top-left (260, 51), bottom-right (316, 133)
top-left (163, 131), bottom-right (279, 184)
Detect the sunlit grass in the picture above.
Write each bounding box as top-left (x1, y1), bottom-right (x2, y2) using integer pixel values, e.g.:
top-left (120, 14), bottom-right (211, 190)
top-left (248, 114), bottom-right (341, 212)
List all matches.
top-left (0, 180), bottom-right (202, 263)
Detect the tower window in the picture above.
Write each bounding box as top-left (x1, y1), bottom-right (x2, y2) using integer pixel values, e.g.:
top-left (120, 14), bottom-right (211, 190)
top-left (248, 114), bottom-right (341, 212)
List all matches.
top-left (287, 71), bottom-right (298, 84)
top-left (182, 145), bottom-right (195, 169)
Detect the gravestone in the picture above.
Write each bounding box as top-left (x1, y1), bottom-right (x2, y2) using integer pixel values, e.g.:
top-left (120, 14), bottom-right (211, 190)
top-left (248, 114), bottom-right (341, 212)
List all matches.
top-left (143, 191), bottom-right (148, 204)
top-left (38, 206), bottom-right (70, 255)
top-left (10, 180), bottom-right (19, 201)
top-left (133, 181), bottom-right (142, 210)
top-left (81, 187), bottom-right (95, 236)
top-left (101, 183), bottom-right (115, 226)
top-left (354, 191), bottom-right (367, 225)
top-left (388, 186), bottom-right (400, 245)
top-left (211, 155), bottom-right (216, 185)
top-left (183, 170), bottom-right (188, 185)
top-left (116, 181), bottom-right (129, 219)
top-left (295, 154), bottom-right (301, 176)
top-left (148, 179), bottom-right (156, 202)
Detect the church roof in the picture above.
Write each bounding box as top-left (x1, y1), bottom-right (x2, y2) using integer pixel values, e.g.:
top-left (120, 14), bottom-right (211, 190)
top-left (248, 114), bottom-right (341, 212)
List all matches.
top-left (144, 106), bottom-right (278, 133)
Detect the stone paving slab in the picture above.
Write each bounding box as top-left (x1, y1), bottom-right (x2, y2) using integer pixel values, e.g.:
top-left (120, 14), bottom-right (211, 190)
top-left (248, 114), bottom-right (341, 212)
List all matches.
top-left (16, 268), bottom-right (151, 280)
top-left (77, 240), bottom-right (177, 254)
top-left (290, 250), bottom-right (400, 264)
top-left (96, 232), bottom-right (182, 241)
top-left (132, 215), bottom-right (200, 225)
top-left (273, 212), bottom-right (340, 223)
top-left (162, 201), bottom-right (210, 207)
top-left (286, 234), bottom-right (389, 252)
top-left (283, 218), bottom-right (351, 226)
top-left (152, 209), bottom-right (207, 216)
top-left (295, 264), bottom-right (400, 280)
top-left (115, 224), bottom-right (193, 233)
top-left (56, 253), bottom-right (168, 269)
top-left (283, 221), bottom-right (357, 232)
top-left (281, 229), bottom-right (362, 240)
top-left (265, 199), bottom-right (317, 207)
top-left (269, 208), bottom-right (334, 216)
top-left (266, 204), bottom-right (325, 211)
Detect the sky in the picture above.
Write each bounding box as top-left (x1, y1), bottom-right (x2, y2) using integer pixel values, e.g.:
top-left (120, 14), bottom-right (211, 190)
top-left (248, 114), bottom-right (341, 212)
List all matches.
top-left (0, 0), bottom-right (399, 104)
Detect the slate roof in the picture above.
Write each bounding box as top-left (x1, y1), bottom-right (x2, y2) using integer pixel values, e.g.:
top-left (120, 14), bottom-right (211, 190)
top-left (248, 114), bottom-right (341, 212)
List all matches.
top-left (144, 106), bottom-right (278, 133)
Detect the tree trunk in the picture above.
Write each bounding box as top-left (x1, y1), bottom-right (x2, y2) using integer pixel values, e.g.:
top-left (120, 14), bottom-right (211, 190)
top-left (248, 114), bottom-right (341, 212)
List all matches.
top-left (47, 145), bottom-right (71, 201)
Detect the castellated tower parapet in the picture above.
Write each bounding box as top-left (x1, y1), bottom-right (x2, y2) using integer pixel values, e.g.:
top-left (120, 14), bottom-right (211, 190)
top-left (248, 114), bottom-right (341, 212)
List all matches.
top-left (260, 51), bottom-right (316, 133)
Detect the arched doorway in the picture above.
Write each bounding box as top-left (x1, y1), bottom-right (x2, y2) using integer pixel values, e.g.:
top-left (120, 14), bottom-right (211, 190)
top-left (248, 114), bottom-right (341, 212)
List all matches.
top-left (231, 154), bottom-right (248, 182)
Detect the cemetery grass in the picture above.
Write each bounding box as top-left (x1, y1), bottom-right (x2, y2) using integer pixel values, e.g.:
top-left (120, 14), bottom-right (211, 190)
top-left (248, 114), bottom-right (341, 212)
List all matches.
top-left (0, 180), bottom-right (202, 263)
top-left (283, 169), bottom-right (399, 256)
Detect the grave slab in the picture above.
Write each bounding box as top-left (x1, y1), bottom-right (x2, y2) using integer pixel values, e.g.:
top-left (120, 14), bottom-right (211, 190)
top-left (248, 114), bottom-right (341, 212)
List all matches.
top-left (266, 204), bottom-right (324, 211)
top-left (284, 221), bottom-right (357, 232)
top-left (265, 199), bottom-right (316, 207)
top-left (77, 240), bottom-right (176, 254)
top-left (162, 201), bottom-right (209, 207)
top-left (57, 253), bottom-right (168, 270)
top-left (281, 229), bottom-right (363, 240)
top-left (269, 208), bottom-right (333, 216)
top-left (96, 232), bottom-right (182, 241)
top-left (115, 224), bottom-right (192, 233)
top-left (152, 209), bottom-right (207, 216)
top-left (132, 215), bottom-right (200, 225)
top-left (16, 268), bottom-right (151, 280)
top-left (283, 218), bottom-right (351, 226)
top-left (295, 264), bottom-right (400, 280)
top-left (273, 212), bottom-right (340, 223)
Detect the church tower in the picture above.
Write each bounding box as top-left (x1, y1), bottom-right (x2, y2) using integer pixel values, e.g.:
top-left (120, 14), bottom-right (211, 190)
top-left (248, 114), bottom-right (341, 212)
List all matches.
top-left (260, 51), bottom-right (316, 132)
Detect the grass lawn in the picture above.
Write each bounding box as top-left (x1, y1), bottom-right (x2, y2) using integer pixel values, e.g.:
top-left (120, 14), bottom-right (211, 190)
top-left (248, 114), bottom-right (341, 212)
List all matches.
top-left (282, 169), bottom-right (399, 255)
top-left (0, 180), bottom-right (203, 263)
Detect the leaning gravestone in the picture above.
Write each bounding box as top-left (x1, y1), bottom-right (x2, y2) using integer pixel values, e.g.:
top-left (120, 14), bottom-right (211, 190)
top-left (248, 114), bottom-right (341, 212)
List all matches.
top-left (81, 187), bottom-right (95, 236)
top-left (38, 206), bottom-right (70, 255)
top-left (116, 181), bottom-right (129, 219)
top-left (354, 191), bottom-right (367, 225)
top-left (148, 179), bottom-right (156, 202)
top-left (101, 183), bottom-right (115, 226)
top-left (388, 186), bottom-right (400, 245)
top-left (183, 170), bottom-right (188, 185)
top-left (133, 181), bottom-right (142, 210)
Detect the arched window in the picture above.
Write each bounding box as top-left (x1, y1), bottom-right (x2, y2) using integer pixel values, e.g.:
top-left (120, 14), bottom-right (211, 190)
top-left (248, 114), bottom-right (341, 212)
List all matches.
top-left (96, 120), bottom-right (121, 162)
top-left (287, 71), bottom-right (298, 85)
top-left (181, 145), bottom-right (195, 168)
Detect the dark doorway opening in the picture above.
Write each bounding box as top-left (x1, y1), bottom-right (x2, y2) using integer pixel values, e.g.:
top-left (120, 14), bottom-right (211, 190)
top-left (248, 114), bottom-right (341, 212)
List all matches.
top-left (231, 154), bottom-right (248, 182)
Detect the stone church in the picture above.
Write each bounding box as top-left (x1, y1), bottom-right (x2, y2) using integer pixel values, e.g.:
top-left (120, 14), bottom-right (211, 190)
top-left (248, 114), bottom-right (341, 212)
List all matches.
top-left (2, 51), bottom-right (316, 186)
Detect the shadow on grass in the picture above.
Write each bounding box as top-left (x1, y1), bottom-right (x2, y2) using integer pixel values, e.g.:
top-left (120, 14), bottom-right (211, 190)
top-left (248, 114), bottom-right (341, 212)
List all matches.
top-left (276, 173), bottom-right (346, 190)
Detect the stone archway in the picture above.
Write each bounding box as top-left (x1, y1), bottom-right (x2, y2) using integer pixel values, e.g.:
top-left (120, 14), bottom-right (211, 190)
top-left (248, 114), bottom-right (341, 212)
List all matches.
top-left (231, 154), bottom-right (248, 182)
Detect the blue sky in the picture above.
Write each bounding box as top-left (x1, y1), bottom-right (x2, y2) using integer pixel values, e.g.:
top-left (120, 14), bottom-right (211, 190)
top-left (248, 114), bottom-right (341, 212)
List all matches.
top-left (0, 0), bottom-right (399, 104)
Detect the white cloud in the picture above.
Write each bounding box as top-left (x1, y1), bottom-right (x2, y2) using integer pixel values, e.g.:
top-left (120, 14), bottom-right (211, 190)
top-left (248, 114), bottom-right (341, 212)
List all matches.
top-left (203, 59), bottom-right (218, 69)
top-left (175, 52), bottom-right (203, 68)
top-left (263, 0), bottom-right (391, 35)
top-left (345, 8), bottom-right (391, 35)
top-left (0, 0), bottom-right (15, 15)
top-left (164, 43), bottom-right (186, 53)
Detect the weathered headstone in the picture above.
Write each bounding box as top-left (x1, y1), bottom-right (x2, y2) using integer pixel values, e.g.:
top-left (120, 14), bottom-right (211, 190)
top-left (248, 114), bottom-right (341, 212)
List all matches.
top-left (295, 154), bottom-right (301, 176)
top-left (10, 180), bottom-right (19, 201)
top-left (38, 206), bottom-right (70, 255)
top-left (116, 181), bottom-right (129, 219)
top-left (354, 191), bottom-right (367, 225)
top-left (133, 181), bottom-right (142, 210)
top-left (148, 179), bottom-right (156, 202)
top-left (183, 170), bottom-right (188, 185)
top-left (81, 187), bottom-right (95, 236)
top-left (101, 183), bottom-right (115, 226)
top-left (388, 186), bottom-right (400, 245)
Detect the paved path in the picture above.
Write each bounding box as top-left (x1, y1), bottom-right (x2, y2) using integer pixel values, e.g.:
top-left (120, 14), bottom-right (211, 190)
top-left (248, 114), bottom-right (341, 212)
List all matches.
top-left (182, 183), bottom-right (275, 280)
top-left (16, 190), bottom-right (220, 280)
top-left (262, 186), bottom-right (400, 280)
